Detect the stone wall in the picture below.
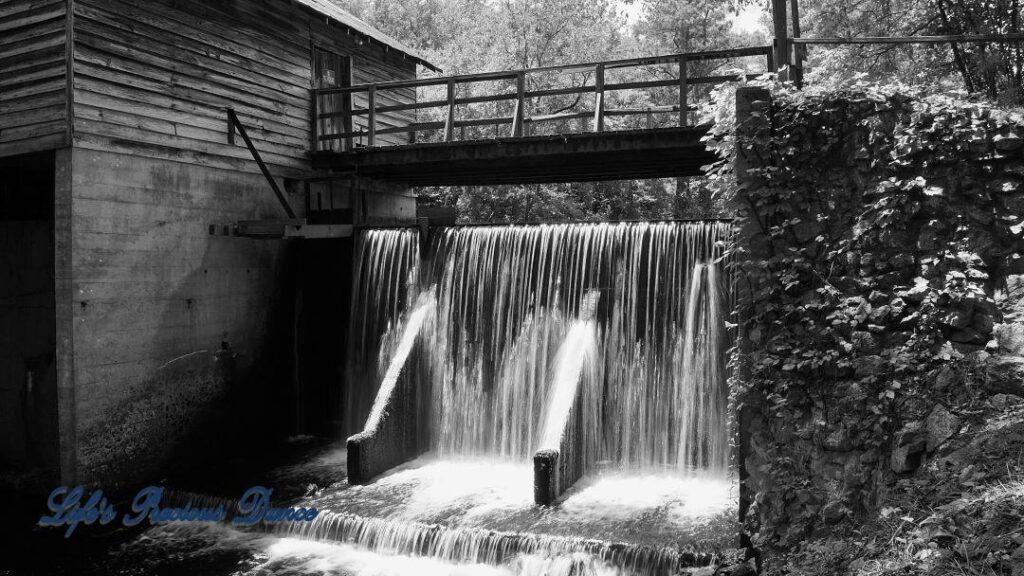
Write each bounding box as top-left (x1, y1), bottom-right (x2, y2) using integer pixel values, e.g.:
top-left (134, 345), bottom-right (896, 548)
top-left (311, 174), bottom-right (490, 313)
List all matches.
top-left (730, 85), bottom-right (1024, 546)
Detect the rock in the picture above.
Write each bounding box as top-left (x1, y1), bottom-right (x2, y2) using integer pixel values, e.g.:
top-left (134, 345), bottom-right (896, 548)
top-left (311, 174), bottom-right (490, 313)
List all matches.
top-left (853, 355), bottom-right (885, 377)
top-left (902, 278), bottom-right (932, 303)
top-left (991, 393), bottom-right (1009, 409)
top-left (986, 355), bottom-right (1024, 397)
top-left (892, 422), bottom-right (926, 473)
top-left (925, 404), bottom-right (960, 451)
top-left (869, 305), bottom-right (891, 323)
top-left (993, 323), bottom-right (1024, 355)
top-left (890, 253), bottom-right (915, 269)
top-left (950, 328), bottom-right (987, 345)
top-left (890, 297), bottom-right (906, 316)
top-left (975, 310), bottom-right (997, 336)
top-left (934, 366), bottom-right (957, 391)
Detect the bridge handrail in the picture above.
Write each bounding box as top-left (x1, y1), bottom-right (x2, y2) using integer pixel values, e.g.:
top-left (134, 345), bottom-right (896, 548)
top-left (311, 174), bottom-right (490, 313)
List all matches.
top-left (316, 46), bottom-right (773, 95)
top-left (312, 45), bottom-right (773, 150)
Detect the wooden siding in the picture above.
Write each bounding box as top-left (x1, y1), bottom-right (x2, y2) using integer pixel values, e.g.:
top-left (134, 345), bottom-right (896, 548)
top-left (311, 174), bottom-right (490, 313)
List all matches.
top-left (0, 0), bottom-right (70, 158)
top-left (72, 0), bottom-right (417, 174)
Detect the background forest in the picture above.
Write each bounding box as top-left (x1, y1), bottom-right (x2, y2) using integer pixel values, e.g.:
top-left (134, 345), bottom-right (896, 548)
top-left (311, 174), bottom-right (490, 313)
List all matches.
top-left (331, 0), bottom-right (1024, 222)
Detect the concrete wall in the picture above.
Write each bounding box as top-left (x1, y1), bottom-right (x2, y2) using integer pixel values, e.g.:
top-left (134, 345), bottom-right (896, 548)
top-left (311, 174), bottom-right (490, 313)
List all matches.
top-left (67, 148), bottom-right (293, 484)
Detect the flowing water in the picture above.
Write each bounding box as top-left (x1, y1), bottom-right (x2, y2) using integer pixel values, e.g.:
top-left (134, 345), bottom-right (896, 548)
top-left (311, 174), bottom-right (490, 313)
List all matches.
top-left (348, 221), bottom-right (734, 472)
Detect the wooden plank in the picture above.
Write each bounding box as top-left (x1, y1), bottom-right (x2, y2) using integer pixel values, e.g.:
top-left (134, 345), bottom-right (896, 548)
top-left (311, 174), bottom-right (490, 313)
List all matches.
top-left (678, 55), bottom-right (688, 127)
top-left (444, 80), bottom-right (455, 142)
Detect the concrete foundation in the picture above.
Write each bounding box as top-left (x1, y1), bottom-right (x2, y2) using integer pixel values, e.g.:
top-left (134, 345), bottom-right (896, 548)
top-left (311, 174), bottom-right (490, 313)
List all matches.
top-left (66, 148), bottom-right (294, 485)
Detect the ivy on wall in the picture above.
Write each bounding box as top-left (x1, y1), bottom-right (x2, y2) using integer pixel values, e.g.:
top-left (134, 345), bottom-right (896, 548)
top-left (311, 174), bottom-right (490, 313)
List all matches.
top-left (704, 82), bottom-right (1024, 546)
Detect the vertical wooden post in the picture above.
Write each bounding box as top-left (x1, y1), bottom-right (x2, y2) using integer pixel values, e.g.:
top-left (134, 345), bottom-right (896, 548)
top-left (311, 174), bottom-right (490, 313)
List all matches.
top-left (444, 80), bottom-right (455, 142)
top-left (593, 64), bottom-right (605, 132)
top-left (790, 0), bottom-right (804, 88)
top-left (310, 88), bottom-right (319, 151)
top-left (772, 0), bottom-right (790, 78)
top-left (367, 85), bottom-right (377, 147)
top-left (678, 55), bottom-right (688, 127)
top-left (512, 72), bottom-right (525, 137)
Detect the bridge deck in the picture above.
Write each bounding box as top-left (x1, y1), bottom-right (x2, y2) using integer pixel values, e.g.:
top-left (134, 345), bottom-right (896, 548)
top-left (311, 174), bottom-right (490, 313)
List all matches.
top-left (311, 126), bottom-right (717, 186)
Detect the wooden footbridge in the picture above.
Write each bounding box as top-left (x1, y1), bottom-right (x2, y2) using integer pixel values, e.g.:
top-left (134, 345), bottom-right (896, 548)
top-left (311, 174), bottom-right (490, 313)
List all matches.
top-left (308, 47), bottom-right (775, 186)
top-left (231, 0), bottom-right (1024, 232)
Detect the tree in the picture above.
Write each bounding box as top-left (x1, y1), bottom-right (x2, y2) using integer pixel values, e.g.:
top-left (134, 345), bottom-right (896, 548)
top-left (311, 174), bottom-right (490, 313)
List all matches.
top-left (799, 0), bottom-right (1024, 104)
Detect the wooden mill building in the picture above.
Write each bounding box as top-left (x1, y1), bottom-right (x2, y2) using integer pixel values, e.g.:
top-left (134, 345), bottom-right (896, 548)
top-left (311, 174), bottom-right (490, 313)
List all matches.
top-left (0, 0), bottom-right (432, 485)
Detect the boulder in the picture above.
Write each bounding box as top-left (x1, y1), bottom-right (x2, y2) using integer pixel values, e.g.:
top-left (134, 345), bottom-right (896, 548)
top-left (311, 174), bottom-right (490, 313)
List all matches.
top-left (934, 366), bottom-right (959, 392)
top-left (986, 355), bottom-right (1024, 397)
top-left (891, 422), bottom-right (926, 473)
top-left (925, 405), bottom-right (960, 452)
top-left (993, 323), bottom-right (1024, 355)
top-left (950, 328), bottom-right (987, 345)
top-left (853, 355), bottom-right (885, 377)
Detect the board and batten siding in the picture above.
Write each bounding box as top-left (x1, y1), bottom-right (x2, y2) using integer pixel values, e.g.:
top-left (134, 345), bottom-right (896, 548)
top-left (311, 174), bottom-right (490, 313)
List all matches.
top-left (71, 0), bottom-right (418, 174)
top-left (0, 0), bottom-right (70, 158)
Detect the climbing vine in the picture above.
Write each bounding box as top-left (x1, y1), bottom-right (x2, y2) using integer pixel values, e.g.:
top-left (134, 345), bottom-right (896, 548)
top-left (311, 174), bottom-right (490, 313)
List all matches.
top-left (704, 82), bottom-right (1024, 545)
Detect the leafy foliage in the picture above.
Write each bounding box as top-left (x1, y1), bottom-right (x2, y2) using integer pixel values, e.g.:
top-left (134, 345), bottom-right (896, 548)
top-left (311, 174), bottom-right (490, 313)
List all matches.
top-left (714, 81), bottom-right (1024, 546)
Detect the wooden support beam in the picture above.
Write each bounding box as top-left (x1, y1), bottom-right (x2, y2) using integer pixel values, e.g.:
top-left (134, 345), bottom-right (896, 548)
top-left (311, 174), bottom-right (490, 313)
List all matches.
top-left (593, 63), bottom-right (605, 132)
top-left (227, 109), bottom-right (297, 219)
top-left (678, 56), bottom-right (689, 126)
top-left (310, 89), bottom-right (320, 151)
top-left (512, 72), bottom-right (525, 137)
top-left (791, 0), bottom-right (804, 87)
top-left (444, 80), bottom-right (455, 142)
top-left (772, 0), bottom-right (790, 74)
top-left (367, 85), bottom-right (377, 147)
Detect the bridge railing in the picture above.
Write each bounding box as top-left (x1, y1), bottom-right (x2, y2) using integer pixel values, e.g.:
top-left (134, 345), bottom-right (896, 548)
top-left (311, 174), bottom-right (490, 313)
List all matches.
top-left (312, 46), bottom-right (773, 151)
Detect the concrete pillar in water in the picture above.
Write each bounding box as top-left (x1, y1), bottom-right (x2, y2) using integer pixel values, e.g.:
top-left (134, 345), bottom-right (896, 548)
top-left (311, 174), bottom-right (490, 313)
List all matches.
top-left (533, 291), bottom-right (600, 505)
top-left (347, 297), bottom-right (434, 484)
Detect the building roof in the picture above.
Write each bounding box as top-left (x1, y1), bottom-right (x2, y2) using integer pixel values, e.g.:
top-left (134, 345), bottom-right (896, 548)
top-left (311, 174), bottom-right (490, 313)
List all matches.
top-left (292, 0), bottom-right (440, 72)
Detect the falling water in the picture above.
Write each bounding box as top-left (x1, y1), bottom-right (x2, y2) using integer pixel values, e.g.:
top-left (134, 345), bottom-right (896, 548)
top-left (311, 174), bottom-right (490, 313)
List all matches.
top-left (345, 228), bottom-right (422, 435)
top-left (285, 510), bottom-right (687, 576)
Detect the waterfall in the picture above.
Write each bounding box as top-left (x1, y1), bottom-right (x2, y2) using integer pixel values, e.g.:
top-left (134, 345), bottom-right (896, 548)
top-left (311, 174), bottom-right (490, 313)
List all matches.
top-left (345, 228), bottom-right (422, 436)
top-left (285, 510), bottom-right (689, 576)
top-left (348, 221), bottom-right (733, 473)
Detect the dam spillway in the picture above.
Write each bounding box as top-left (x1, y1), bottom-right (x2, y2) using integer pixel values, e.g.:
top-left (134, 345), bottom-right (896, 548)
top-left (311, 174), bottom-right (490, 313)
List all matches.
top-left (346, 220), bottom-right (734, 475)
